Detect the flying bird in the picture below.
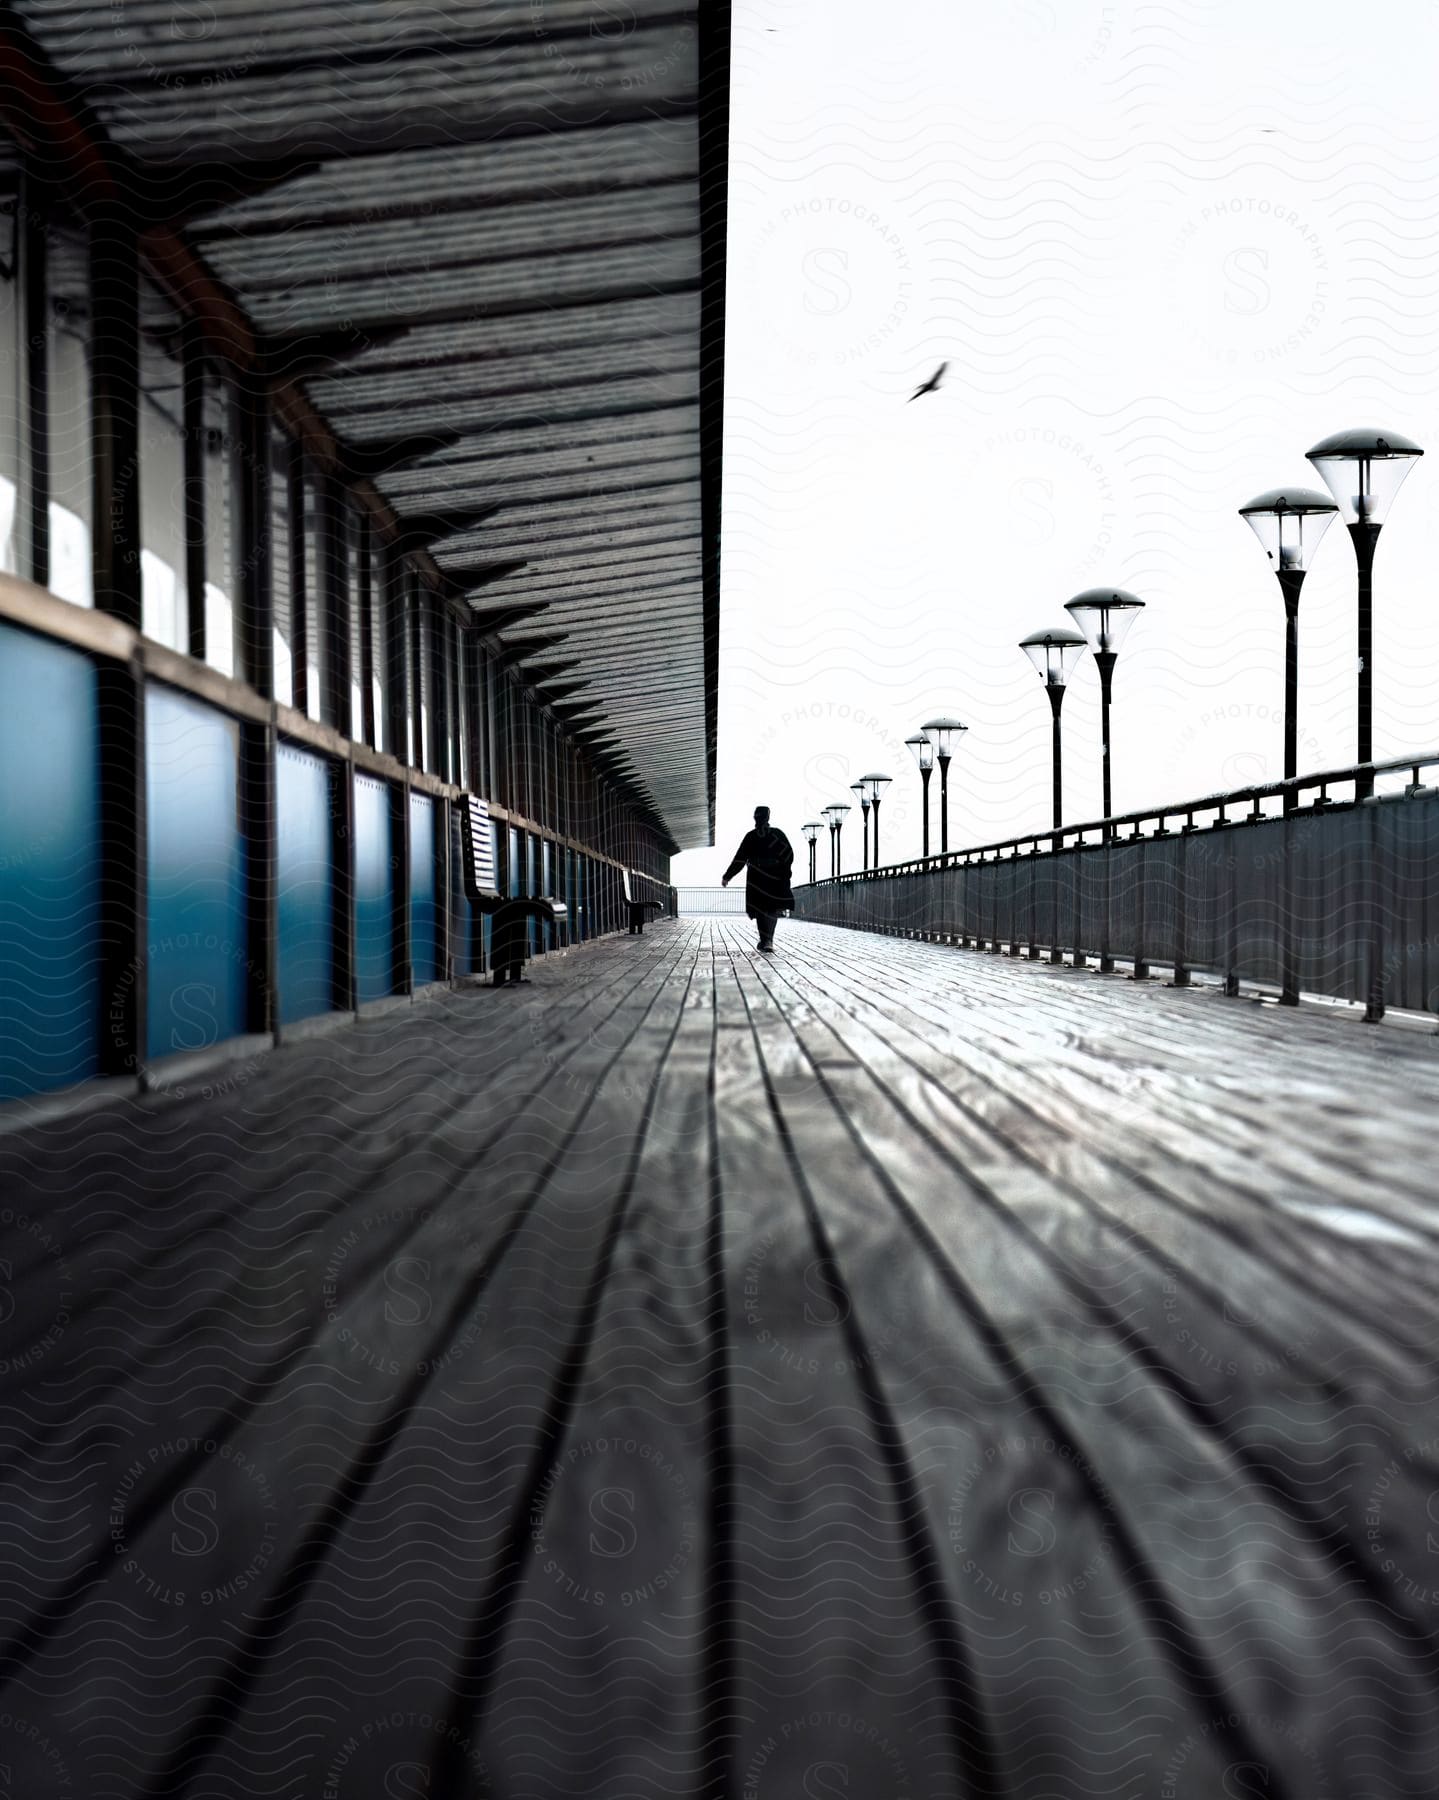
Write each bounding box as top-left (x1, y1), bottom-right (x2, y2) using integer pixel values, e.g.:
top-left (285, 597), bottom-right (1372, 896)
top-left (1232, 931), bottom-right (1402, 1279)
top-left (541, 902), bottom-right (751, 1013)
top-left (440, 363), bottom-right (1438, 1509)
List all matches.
top-left (908, 362), bottom-right (948, 401)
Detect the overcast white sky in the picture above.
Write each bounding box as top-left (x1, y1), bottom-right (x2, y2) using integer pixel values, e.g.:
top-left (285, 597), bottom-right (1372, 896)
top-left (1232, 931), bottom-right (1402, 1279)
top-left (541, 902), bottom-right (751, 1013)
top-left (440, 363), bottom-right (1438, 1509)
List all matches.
top-left (674, 0), bottom-right (1439, 881)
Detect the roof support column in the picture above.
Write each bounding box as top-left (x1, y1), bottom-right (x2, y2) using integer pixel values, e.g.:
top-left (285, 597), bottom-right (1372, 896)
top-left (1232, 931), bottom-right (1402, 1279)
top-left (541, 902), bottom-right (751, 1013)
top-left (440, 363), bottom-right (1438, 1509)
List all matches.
top-left (90, 206), bottom-right (141, 630)
top-left (382, 546), bottom-right (409, 769)
top-left (238, 366), bottom-right (273, 698)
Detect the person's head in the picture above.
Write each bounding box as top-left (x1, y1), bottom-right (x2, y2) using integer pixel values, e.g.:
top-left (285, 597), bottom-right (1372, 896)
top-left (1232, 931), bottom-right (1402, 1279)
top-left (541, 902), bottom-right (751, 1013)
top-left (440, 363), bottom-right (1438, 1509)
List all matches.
top-left (754, 806), bottom-right (770, 827)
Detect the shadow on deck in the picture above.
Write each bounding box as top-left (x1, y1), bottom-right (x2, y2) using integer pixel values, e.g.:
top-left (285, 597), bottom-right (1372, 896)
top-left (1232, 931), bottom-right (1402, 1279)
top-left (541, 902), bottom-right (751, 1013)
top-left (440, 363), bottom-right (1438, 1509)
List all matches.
top-left (2, 920), bottom-right (1438, 1798)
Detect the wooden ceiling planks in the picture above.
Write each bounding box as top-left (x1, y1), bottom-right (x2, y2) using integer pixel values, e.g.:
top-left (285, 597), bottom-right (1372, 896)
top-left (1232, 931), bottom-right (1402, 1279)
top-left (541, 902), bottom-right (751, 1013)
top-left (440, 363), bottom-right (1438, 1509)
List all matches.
top-left (13, 0), bottom-right (725, 845)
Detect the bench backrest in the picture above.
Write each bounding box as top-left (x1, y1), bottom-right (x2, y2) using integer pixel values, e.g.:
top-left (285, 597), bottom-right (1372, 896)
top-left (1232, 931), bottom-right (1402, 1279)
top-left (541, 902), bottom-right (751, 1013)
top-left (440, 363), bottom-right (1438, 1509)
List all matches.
top-left (459, 796), bottom-right (500, 901)
top-left (459, 794), bottom-right (570, 922)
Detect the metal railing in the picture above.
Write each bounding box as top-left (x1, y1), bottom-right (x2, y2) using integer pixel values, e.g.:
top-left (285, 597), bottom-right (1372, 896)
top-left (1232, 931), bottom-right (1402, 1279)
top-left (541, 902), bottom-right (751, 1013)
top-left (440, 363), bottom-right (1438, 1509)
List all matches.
top-left (678, 886), bottom-right (748, 915)
top-left (792, 752), bottom-right (1439, 1020)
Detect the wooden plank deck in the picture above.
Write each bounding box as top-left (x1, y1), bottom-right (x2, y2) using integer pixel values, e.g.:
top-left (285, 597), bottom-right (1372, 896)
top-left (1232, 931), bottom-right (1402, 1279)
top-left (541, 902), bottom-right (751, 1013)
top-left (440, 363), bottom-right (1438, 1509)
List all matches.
top-left (2, 919), bottom-right (1437, 1799)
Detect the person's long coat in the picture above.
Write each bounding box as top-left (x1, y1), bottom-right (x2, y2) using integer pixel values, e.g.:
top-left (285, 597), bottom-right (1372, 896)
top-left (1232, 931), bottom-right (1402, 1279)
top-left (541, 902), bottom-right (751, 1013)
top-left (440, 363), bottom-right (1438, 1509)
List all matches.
top-left (723, 827), bottom-right (794, 919)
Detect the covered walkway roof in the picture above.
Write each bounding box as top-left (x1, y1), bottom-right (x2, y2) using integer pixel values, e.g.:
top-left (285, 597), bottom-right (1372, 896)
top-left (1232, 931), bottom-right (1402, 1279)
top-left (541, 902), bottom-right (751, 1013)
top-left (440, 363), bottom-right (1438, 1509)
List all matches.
top-left (6, 0), bottom-right (728, 846)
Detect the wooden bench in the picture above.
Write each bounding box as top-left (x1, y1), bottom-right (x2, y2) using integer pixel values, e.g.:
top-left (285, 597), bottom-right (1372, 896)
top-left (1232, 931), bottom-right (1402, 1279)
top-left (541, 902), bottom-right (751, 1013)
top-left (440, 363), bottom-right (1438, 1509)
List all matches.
top-left (459, 796), bottom-right (569, 985)
top-left (622, 868), bottom-right (665, 935)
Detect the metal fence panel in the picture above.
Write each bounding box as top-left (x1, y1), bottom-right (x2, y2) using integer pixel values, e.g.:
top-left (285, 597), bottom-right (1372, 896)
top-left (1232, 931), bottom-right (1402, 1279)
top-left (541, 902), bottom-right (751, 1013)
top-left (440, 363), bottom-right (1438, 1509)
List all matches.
top-left (793, 791), bottom-right (1439, 1016)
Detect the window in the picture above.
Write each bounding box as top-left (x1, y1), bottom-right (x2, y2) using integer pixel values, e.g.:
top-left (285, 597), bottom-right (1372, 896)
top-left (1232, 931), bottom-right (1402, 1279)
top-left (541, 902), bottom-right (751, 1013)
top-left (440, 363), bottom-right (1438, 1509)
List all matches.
top-left (433, 607), bottom-right (453, 781)
top-left (495, 673), bottom-right (510, 805)
top-left (46, 215), bottom-right (92, 608)
top-left (202, 367), bottom-right (241, 676)
top-left (457, 629), bottom-right (473, 791)
top-left (345, 503), bottom-right (364, 741)
top-left (0, 154), bottom-right (26, 578)
top-left (270, 429), bottom-right (294, 707)
top-left (415, 591), bottom-right (433, 771)
top-left (353, 512), bottom-right (384, 751)
top-left (301, 460), bottom-right (326, 723)
top-left (138, 281), bottom-right (186, 650)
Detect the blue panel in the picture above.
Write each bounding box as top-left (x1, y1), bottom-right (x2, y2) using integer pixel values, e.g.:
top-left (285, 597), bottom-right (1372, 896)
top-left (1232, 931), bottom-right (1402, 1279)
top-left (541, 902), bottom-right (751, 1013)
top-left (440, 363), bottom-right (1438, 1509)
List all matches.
top-left (507, 827), bottom-right (520, 898)
top-left (276, 742), bottom-right (333, 1025)
top-left (353, 774), bottom-right (395, 1003)
top-left (146, 684), bottom-right (247, 1060)
top-left (0, 624), bottom-right (102, 1099)
top-left (409, 792), bottom-right (438, 986)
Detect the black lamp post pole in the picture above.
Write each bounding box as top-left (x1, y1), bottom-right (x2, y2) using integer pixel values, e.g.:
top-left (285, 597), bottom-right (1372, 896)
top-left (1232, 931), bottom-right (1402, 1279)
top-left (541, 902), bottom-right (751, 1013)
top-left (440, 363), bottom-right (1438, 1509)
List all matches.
top-left (872, 797), bottom-right (882, 867)
top-left (1094, 651), bottom-right (1118, 973)
top-left (938, 753), bottom-right (951, 855)
top-left (829, 823), bottom-right (837, 880)
top-left (860, 802), bottom-right (870, 872)
top-left (920, 765), bottom-right (932, 858)
top-left (1350, 520), bottom-right (1380, 798)
top-left (808, 838), bottom-right (817, 884)
top-left (1272, 571), bottom-right (1303, 1003)
top-left (834, 820), bottom-right (843, 878)
top-left (1046, 684), bottom-right (1065, 833)
top-left (1276, 566), bottom-right (1304, 808)
top-left (1095, 650), bottom-right (1116, 836)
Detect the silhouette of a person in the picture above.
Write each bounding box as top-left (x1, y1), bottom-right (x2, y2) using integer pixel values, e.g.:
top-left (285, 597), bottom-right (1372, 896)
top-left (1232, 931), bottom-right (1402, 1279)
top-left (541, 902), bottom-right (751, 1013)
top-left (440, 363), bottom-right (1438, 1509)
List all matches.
top-left (722, 806), bottom-right (794, 953)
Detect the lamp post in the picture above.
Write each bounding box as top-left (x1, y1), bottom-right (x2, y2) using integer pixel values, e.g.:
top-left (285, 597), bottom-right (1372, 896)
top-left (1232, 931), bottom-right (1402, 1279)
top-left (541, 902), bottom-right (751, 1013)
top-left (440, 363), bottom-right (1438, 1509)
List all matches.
top-left (822, 803), bottom-right (850, 877)
top-left (1019, 627), bottom-right (1087, 832)
top-left (1237, 488), bottom-right (1338, 801)
top-left (861, 773), bottom-right (893, 866)
top-left (1063, 589), bottom-right (1145, 832)
top-left (906, 733), bottom-right (935, 857)
top-left (1305, 428), bottom-right (1424, 796)
top-left (851, 780), bottom-right (871, 871)
top-left (801, 821), bottom-right (822, 886)
top-left (921, 718), bottom-right (967, 855)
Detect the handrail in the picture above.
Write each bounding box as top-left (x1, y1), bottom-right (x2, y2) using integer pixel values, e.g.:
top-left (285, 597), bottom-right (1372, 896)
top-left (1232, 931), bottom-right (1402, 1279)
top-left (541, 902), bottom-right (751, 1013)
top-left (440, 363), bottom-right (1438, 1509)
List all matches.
top-left (804, 749), bottom-right (1439, 885)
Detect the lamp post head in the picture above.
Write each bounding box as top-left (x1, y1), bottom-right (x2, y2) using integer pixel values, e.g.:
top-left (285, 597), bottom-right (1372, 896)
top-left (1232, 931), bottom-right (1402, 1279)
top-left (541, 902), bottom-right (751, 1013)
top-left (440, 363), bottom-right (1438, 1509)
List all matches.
top-left (1238, 487), bottom-right (1337, 574)
top-left (1063, 588), bottom-right (1145, 657)
top-left (801, 821), bottom-right (823, 845)
top-left (1305, 428), bottom-right (1423, 525)
top-left (1019, 626), bottom-right (1087, 687)
top-left (850, 780), bottom-right (870, 815)
top-left (822, 803), bottom-right (850, 827)
top-left (921, 717), bottom-right (967, 761)
top-left (861, 773), bottom-right (893, 804)
top-left (906, 733), bottom-right (935, 772)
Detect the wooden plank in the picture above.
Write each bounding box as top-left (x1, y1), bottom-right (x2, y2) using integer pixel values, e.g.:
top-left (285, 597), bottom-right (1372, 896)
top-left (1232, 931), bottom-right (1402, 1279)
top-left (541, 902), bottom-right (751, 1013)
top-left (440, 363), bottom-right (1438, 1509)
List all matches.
top-left (4, 919), bottom-right (1438, 1798)
top-left (734, 921), bottom-right (1439, 1796)
top-left (0, 927), bottom-right (701, 1794)
top-left (707, 923), bottom-right (969, 1800)
top-left (474, 928), bottom-right (718, 1794)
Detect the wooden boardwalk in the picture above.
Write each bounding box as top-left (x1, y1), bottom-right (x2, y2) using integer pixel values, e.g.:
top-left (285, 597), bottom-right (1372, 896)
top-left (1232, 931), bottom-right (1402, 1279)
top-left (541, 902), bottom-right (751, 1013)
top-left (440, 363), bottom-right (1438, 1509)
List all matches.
top-left (1, 919), bottom-right (1437, 1799)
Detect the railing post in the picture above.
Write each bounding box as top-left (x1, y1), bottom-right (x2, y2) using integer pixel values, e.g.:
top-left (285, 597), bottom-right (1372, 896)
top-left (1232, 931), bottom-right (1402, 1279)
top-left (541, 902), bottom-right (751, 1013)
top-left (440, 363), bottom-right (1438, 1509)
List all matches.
top-left (1131, 826), bottom-right (1150, 980)
top-left (1172, 816), bottom-right (1192, 987)
top-left (1223, 805), bottom-right (1241, 997)
top-left (1027, 847), bottom-right (1040, 959)
top-left (1049, 836), bottom-right (1066, 964)
top-left (1364, 796), bottom-right (1386, 1023)
top-left (1071, 838), bottom-right (1086, 969)
top-left (1280, 823), bottom-right (1299, 1006)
